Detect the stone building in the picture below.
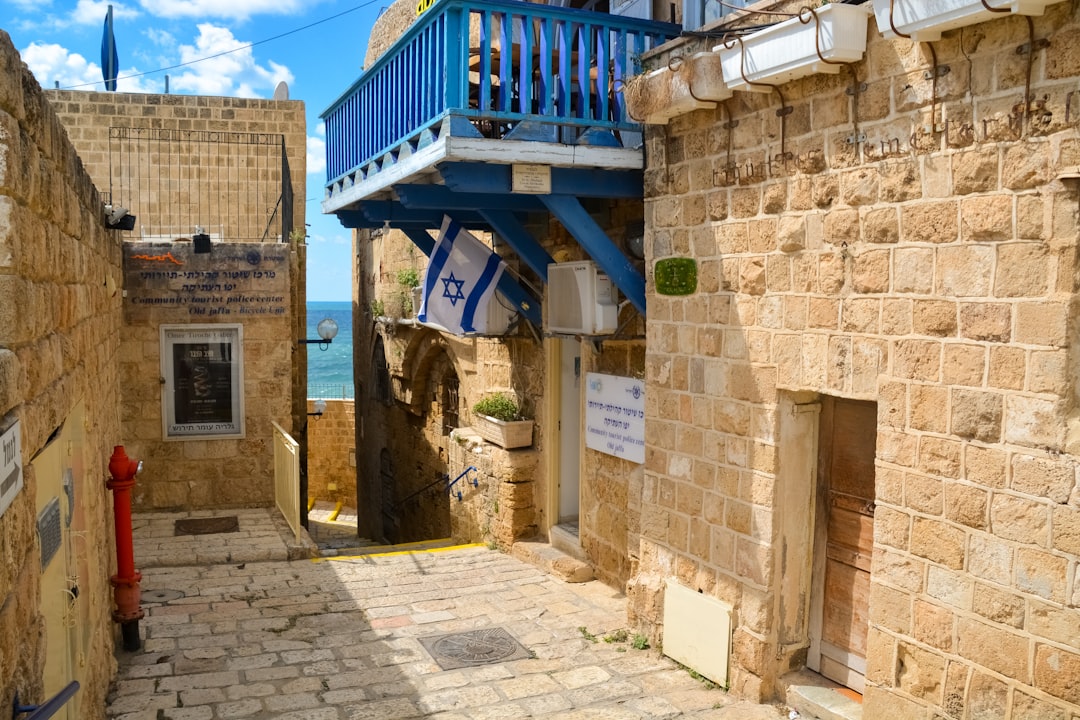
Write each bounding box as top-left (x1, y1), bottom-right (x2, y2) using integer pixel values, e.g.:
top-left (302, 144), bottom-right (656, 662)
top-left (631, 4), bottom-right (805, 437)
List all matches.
top-left (0, 31), bottom-right (308, 717)
top-left (329, 0), bottom-right (1080, 718)
top-left (47, 90), bottom-right (308, 512)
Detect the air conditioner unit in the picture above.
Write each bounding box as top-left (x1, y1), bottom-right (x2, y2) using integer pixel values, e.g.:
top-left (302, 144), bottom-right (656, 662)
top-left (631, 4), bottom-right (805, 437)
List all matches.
top-left (545, 261), bottom-right (618, 335)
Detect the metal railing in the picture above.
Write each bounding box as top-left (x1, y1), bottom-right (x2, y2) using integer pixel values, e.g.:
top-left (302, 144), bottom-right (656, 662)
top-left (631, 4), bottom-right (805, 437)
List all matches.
top-left (308, 383), bottom-right (355, 400)
top-left (271, 422), bottom-right (301, 540)
top-left (108, 127), bottom-right (293, 241)
top-left (321, 0), bottom-right (680, 184)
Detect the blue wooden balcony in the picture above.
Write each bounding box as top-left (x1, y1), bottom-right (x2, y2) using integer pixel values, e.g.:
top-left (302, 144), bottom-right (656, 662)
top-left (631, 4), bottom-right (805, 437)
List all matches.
top-left (321, 0), bottom-right (680, 324)
top-left (322, 0), bottom-right (678, 209)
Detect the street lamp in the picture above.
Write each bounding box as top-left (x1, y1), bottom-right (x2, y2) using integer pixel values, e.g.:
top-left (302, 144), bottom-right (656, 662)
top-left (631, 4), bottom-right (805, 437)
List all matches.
top-left (298, 318), bottom-right (339, 351)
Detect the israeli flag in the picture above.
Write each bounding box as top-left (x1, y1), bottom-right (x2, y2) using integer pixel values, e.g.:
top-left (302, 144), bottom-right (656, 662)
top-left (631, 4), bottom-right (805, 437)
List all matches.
top-left (418, 217), bottom-right (506, 335)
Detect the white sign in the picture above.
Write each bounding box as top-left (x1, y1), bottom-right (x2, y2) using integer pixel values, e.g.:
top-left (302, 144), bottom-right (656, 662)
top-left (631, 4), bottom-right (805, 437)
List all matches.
top-left (0, 418), bottom-right (23, 519)
top-left (511, 164), bottom-right (552, 194)
top-left (161, 324), bottom-right (246, 440)
top-left (585, 372), bottom-right (645, 463)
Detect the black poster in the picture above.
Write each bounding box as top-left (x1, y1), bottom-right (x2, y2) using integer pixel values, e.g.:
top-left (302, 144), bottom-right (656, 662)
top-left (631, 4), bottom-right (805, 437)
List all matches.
top-left (173, 342), bottom-right (234, 425)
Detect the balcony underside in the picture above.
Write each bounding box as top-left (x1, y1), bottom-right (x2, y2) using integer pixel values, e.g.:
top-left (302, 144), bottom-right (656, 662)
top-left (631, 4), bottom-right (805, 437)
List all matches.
top-left (322, 114), bottom-right (643, 213)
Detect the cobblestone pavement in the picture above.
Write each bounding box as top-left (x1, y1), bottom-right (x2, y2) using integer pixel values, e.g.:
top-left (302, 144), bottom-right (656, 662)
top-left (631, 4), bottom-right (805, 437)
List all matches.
top-left (112, 512), bottom-right (789, 719)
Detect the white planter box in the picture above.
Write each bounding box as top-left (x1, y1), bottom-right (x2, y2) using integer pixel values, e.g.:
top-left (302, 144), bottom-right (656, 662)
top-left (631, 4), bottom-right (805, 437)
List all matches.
top-left (715, 4), bottom-right (871, 93)
top-left (472, 414), bottom-right (533, 449)
top-left (873, 0), bottom-right (1065, 42)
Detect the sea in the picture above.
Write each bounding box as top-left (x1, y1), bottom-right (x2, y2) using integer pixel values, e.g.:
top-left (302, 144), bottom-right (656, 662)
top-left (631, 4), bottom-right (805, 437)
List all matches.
top-left (306, 301), bottom-right (355, 399)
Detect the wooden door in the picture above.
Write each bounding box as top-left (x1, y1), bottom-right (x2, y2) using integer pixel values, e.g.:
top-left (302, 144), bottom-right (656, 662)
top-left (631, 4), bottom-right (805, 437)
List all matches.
top-left (809, 397), bottom-right (876, 693)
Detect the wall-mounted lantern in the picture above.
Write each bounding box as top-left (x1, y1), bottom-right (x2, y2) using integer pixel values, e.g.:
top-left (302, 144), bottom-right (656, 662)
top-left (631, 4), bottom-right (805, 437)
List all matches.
top-left (298, 318), bottom-right (339, 351)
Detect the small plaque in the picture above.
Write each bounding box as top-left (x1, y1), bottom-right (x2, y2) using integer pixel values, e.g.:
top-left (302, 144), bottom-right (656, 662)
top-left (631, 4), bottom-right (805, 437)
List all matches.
top-left (511, 164), bottom-right (551, 194)
top-left (0, 419), bottom-right (22, 520)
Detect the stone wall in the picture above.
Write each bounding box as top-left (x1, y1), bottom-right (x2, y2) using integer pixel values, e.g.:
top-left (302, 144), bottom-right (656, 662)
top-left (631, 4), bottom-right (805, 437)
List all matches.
top-left (46, 91), bottom-right (308, 512)
top-left (306, 398), bottom-right (357, 507)
top-left (45, 90), bottom-right (307, 244)
top-left (634, 4), bottom-right (1080, 717)
top-left (118, 241), bottom-right (298, 510)
top-left (0, 31), bottom-right (122, 719)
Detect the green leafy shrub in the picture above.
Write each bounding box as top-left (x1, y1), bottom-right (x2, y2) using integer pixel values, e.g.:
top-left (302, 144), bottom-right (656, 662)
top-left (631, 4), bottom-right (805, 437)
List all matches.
top-left (472, 393), bottom-right (523, 422)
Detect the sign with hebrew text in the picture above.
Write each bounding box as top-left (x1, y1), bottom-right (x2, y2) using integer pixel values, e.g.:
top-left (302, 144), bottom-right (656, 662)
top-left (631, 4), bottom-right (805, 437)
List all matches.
top-left (584, 372), bottom-right (645, 463)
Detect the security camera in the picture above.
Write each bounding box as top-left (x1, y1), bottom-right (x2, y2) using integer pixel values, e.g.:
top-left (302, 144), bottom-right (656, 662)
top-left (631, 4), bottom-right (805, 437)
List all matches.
top-left (104, 204), bottom-right (136, 230)
top-left (105, 204), bottom-right (128, 224)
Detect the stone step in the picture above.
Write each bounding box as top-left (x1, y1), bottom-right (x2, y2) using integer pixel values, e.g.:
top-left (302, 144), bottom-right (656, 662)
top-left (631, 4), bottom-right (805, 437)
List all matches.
top-left (781, 669), bottom-right (863, 720)
top-left (320, 537), bottom-right (464, 558)
top-left (510, 539), bottom-right (594, 583)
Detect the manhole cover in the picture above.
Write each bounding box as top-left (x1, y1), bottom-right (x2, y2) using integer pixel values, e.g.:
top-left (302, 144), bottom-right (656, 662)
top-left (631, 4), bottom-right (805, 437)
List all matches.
top-left (174, 516), bottom-right (239, 536)
top-left (143, 589), bottom-right (184, 603)
top-left (419, 627), bottom-right (530, 670)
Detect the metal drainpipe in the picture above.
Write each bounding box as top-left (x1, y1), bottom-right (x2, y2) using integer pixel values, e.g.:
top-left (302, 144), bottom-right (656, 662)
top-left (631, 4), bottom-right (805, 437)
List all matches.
top-left (107, 445), bottom-right (145, 651)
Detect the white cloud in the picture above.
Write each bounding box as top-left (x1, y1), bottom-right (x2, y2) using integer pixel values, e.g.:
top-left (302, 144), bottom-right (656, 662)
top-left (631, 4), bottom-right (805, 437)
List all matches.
top-left (72, 0), bottom-right (140, 25)
top-left (170, 24), bottom-right (294, 98)
top-left (308, 231), bottom-right (350, 246)
top-left (307, 136), bottom-right (326, 177)
top-left (20, 41), bottom-right (157, 92)
top-left (138, 0), bottom-right (307, 20)
top-left (144, 27), bottom-right (176, 48)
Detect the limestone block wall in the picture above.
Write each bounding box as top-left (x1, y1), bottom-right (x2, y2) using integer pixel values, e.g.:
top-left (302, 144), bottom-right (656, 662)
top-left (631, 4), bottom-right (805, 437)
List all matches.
top-left (0, 31), bottom-right (123, 719)
top-left (633, 4), bottom-right (1080, 717)
top-left (449, 432), bottom-right (540, 547)
top-left (306, 399), bottom-right (357, 507)
top-left (119, 241), bottom-right (298, 510)
top-left (45, 90), bottom-right (307, 244)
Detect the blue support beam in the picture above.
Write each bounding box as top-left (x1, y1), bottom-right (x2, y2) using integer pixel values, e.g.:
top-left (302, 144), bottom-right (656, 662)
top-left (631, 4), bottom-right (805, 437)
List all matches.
top-left (401, 226), bottom-right (542, 328)
top-left (394, 185), bottom-right (545, 212)
top-left (335, 204), bottom-right (490, 230)
top-left (476, 210), bottom-right (554, 282)
top-left (540, 195), bottom-right (646, 315)
top-left (438, 163), bottom-right (644, 198)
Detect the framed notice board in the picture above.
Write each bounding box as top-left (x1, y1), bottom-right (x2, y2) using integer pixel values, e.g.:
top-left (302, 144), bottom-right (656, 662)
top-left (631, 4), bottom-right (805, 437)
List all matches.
top-left (160, 324), bottom-right (245, 440)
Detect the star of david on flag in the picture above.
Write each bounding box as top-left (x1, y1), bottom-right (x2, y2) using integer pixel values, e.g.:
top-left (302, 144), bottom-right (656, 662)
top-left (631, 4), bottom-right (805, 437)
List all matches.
top-left (418, 217), bottom-right (507, 335)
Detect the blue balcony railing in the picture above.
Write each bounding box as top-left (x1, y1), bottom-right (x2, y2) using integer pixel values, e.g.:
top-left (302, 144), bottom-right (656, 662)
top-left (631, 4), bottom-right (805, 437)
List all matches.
top-left (322, 0), bottom-right (679, 187)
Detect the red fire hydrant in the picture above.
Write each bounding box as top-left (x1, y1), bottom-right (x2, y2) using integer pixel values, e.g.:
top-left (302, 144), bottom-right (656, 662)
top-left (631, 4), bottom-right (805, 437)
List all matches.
top-left (107, 445), bottom-right (144, 651)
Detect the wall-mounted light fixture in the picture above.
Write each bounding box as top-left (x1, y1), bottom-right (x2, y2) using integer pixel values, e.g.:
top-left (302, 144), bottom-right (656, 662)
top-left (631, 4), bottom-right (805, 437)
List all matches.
top-left (307, 398), bottom-right (327, 419)
top-left (298, 318), bottom-right (339, 351)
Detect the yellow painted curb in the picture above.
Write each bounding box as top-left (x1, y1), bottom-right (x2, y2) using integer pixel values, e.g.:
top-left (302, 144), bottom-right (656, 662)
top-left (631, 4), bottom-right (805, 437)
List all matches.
top-left (328, 500), bottom-right (343, 521)
top-left (312, 542), bottom-right (486, 563)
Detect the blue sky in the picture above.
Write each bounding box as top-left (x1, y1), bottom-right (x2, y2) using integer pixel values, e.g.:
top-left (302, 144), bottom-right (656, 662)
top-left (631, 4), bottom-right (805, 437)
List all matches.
top-left (3, 0), bottom-right (385, 301)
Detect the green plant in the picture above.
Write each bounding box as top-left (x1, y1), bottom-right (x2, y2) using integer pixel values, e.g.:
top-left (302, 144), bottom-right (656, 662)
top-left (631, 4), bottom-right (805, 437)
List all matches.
top-left (631, 634), bottom-right (650, 650)
top-left (288, 228), bottom-right (307, 243)
top-left (369, 299), bottom-right (385, 317)
top-left (604, 629), bottom-right (629, 644)
top-left (472, 393), bottom-right (524, 422)
top-left (578, 626), bottom-right (598, 643)
top-left (396, 268), bottom-right (420, 287)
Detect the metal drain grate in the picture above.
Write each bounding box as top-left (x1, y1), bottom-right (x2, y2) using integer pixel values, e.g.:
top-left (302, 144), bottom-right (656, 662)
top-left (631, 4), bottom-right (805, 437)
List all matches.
top-left (419, 627), bottom-right (531, 670)
top-left (174, 516), bottom-right (239, 536)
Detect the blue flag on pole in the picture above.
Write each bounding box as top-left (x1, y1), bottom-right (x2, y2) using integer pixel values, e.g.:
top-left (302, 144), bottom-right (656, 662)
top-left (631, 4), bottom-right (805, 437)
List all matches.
top-left (418, 216), bottom-right (506, 335)
top-left (101, 5), bottom-right (118, 91)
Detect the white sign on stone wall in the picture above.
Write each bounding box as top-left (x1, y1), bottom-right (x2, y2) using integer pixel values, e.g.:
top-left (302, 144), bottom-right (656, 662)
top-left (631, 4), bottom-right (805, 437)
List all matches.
top-left (584, 372), bottom-right (645, 464)
top-left (0, 418), bottom-right (22, 519)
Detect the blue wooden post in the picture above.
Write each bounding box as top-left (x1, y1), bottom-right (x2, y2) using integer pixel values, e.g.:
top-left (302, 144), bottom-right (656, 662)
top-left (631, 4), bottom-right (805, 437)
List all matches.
top-left (517, 12), bottom-right (533, 115)
top-left (498, 10), bottom-right (513, 113)
top-left (538, 17), bottom-right (553, 116)
top-left (479, 9), bottom-right (493, 111)
top-left (576, 22), bottom-right (593, 120)
top-left (444, 3), bottom-right (467, 110)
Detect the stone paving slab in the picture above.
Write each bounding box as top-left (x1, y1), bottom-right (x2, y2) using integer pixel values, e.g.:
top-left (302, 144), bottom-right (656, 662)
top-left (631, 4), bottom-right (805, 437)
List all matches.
top-left (109, 544), bottom-right (789, 719)
top-left (133, 508), bottom-right (315, 568)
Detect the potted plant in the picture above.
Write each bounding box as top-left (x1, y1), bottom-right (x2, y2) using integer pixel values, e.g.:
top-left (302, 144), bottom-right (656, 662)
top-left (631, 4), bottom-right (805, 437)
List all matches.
top-left (472, 393), bottom-right (533, 449)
